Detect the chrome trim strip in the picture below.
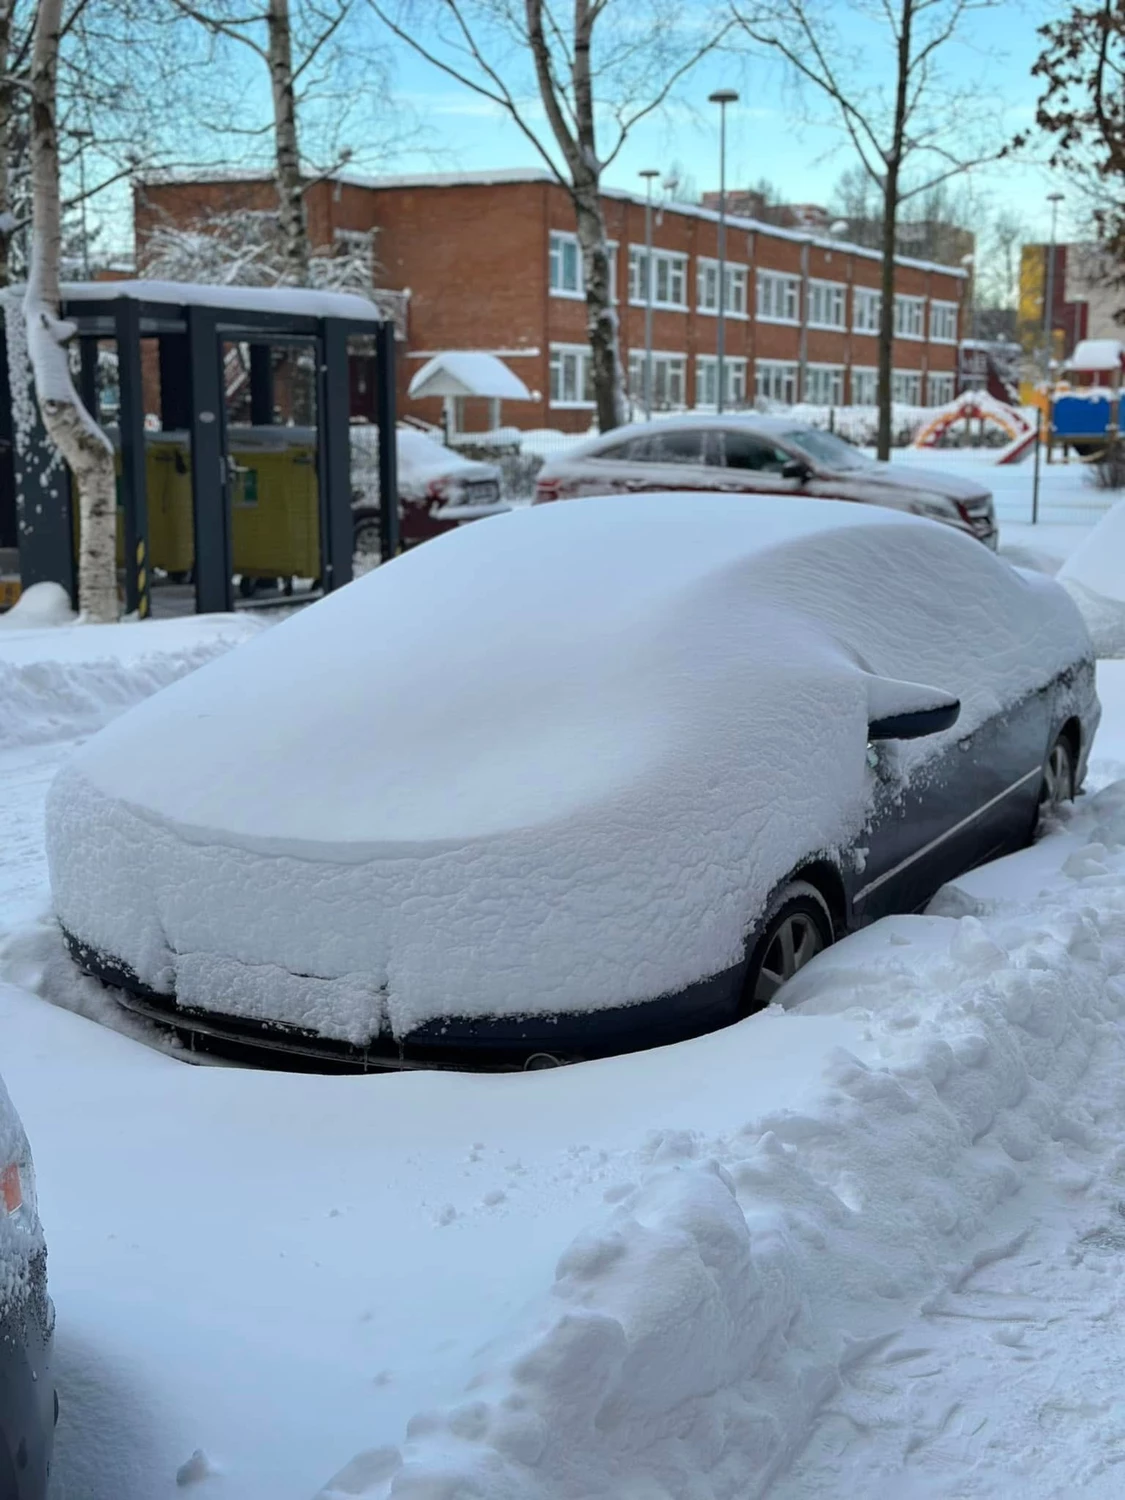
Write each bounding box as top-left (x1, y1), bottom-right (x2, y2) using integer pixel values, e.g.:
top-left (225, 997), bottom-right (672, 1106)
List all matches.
top-left (854, 765), bottom-right (1041, 903)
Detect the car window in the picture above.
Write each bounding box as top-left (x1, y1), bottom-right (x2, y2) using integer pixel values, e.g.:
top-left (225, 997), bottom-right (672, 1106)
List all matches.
top-left (721, 431), bottom-right (791, 472)
top-left (647, 430), bottom-right (706, 465)
top-left (782, 427), bottom-right (870, 471)
top-left (596, 440), bottom-right (639, 462)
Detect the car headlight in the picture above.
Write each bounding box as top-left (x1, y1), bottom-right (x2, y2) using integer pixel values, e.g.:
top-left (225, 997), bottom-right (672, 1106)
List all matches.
top-left (1, 1153), bottom-right (37, 1230)
top-left (908, 495), bottom-right (958, 521)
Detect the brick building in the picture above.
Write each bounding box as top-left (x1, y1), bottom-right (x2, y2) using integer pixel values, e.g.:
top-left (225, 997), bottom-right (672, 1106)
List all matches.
top-left (135, 168), bottom-right (968, 432)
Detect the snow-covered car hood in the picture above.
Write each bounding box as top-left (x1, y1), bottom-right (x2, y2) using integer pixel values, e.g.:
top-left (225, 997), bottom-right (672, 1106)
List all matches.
top-left (837, 461), bottom-right (991, 503)
top-left (47, 496), bottom-right (1088, 1039)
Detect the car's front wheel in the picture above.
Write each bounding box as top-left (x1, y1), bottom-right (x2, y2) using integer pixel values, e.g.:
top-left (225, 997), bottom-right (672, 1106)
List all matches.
top-left (741, 879), bottom-right (834, 1015)
top-left (1038, 731), bottom-right (1075, 817)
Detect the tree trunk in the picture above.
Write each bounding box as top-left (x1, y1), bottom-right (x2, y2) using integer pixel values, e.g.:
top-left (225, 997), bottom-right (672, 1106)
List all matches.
top-left (525, 0), bottom-right (625, 432)
top-left (267, 0), bottom-right (310, 285)
top-left (25, 0), bottom-right (117, 622)
top-left (573, 179), bottom-right (626, 432)
top-left (0, 0), bottom-right (13, 288)
top-left (877, 0), bottom-right (913, 461)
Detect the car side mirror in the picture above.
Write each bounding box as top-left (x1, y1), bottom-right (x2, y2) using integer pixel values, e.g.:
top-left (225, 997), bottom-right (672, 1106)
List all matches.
top-left (869, 699), bottom-right (961, 741)
top-left (781, 458), bottom-right (812, 482)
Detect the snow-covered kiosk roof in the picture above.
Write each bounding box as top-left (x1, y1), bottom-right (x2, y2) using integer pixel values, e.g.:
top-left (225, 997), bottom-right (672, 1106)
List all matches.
top-left (1066, 339), bottom-right (1125, 374)
top-left (55, 279), bottom-right (384, 336)
top-left (408, 351), bottom-right (531, 401)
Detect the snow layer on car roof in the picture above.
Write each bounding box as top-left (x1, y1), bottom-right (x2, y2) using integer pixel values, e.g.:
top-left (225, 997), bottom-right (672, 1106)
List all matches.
top-left (550, 410), bottom-right (799, 459)
top-left (47, 495), bottom-right (1090, 1035)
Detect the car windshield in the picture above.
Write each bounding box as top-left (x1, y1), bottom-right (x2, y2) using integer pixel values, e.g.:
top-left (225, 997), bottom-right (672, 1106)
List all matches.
top-left (782, 428), bottom-right (871, 471)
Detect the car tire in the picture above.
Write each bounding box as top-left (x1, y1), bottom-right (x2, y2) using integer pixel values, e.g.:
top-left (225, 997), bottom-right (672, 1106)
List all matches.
top-left (353, 512), bottom-right (381, 559)
top-left (740, 879), bottom-right (834, 1016)
top-left (1037, 731), bottom-right (1075, 820)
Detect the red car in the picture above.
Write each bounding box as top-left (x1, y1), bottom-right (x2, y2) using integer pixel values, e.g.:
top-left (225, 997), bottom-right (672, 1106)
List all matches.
top-left (352, 427), bottom-right (507, 554)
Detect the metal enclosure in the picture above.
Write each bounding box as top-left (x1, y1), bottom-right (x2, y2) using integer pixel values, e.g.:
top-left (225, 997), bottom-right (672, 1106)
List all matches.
top-left (1, 284), bottom-right (398, 615)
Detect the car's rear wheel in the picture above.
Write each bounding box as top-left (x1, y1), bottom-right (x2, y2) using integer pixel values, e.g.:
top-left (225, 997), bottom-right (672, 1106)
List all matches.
top-left (741, 879), bottom-right (834, 1015)
top-left (1038, 732), bottom-right (1075, 816)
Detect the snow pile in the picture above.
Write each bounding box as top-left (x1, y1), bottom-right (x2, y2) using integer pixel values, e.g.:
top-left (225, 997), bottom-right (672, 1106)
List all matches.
top-left (316, 780), bottom-right (1125, 1499)
top-left (0, 613), bottom-right (264, 750)
top-left (47, 497), bottom-right (1089, 1040)
top-left (0, 581), bottom-right (75, 630)
top-left (1058, 500), bottom-right (1125, 656)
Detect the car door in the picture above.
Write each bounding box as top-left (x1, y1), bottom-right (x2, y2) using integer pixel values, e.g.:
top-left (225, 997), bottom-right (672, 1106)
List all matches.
top-left (713, 429), bottom-right (804, 493)
top-left (621, 427), bottom-right (715, 491)
top-left (836, 536), bottom-right (1055, 927)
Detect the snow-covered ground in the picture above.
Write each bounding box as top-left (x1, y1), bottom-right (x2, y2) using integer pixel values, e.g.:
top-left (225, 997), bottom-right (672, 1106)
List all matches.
top-left (3, 460), bottom-right (1125, 1498)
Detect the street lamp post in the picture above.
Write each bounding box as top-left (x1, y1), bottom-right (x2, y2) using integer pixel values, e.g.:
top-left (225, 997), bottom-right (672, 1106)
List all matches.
top-left (709, 88), bottom-right (739, 414)
top-left (73, 127), bottom-right (94, 280)
top-left (639, 169), bottom-right (659, 420)
top-left (1043, 192), bottom-right (1064, 386)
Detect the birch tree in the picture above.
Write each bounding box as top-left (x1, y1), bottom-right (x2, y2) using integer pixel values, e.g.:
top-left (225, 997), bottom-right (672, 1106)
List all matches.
top-left (733, 0), bottom-right (1012, 458)
top-left (368, 0), bottom-right (730, 432)
top-left (0, 1), bottom-right (31, 288)
top-left (24, 0), bottom-right (117, 621)
top-left (170, 0), bottom-right (354, 283)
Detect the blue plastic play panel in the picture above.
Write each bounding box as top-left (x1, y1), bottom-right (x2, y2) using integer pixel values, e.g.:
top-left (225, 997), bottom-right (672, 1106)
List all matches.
top-left (1053, 395), bottom-right (1114, 438)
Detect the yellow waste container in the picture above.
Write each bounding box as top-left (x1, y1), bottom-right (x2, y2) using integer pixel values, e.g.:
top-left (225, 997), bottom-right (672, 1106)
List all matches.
top-left (227, 425), bottom-right (321, 582)
top-left (74, 426), bottom-right (322, 585)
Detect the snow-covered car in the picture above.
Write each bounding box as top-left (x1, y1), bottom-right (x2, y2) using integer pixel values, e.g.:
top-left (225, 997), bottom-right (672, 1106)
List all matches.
top-left (49, 495), bottom-right (1094, 1070)
top-left (351, 426), bottom-right (507, 554)
top-left (0, 1074), bottom-right (55, 1498)
top-left (533, 414), bottom-right (998, 548)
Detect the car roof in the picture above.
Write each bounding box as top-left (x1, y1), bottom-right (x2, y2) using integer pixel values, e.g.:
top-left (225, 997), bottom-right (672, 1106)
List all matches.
top-left (557, 411), bottom-right (804, 460)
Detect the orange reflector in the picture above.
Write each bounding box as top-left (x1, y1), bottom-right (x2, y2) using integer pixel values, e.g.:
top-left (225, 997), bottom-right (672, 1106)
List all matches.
top-left (1, 1163), bottom-right (22, 1216)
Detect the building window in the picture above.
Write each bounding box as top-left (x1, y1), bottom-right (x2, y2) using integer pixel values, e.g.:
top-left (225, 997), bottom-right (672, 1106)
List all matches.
top-left (804, 364), bottom-right (846, 405)
top-left (627, 350), bottom-right (687, 409)
top-left (756, 360), bottom-right (799, 404)
top-left (851, 367), bottom-right (877, 405)
top-left (891, 370), bottom-right (923, 405)
top-left (756, 270), bottom-right (800, 323)
top-left (928, 372), bottom-right (956, 406)
top-left (695, 355), bottom-right (748, 408)
top-left (807, 280), bottom-right (846, 330)
top-left (697, 259), bottom-right (748, 316)
top-left (549, 232), bottom-right (581, 297)
top-left (549, 344), bottom-right (595, 407)
top-left (628, 247), bottom-right (688, 309)
top-left (549, 231), bottom-right (616, 302)
top-left (894, 294), bottom-right (926, 340)
top-left (930, 300), bottom-right (959, 343)
top-left (853, 288), bottom-right (882, 334)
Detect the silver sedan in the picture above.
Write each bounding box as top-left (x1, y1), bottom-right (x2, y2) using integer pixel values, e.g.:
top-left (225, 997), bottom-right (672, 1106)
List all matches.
top-left (533, 414), bottom-right (997, 547)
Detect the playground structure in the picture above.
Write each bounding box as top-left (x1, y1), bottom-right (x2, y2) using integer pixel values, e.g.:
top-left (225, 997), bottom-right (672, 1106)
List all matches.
top-left (912, 391), bottom-right (1037, 464)
top-left (1041, 339), bottom-right (1124, 464)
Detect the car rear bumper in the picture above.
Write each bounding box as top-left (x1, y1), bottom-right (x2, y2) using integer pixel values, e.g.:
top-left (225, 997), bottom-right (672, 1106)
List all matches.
top-left (0, 1260), bottom-right (56, 1500)
top-left (64, 929), bottom-right (742, 1071)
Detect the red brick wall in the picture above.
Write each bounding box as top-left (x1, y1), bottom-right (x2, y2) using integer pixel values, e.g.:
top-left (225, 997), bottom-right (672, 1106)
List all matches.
top-left (134, 174), bottom-right (968, 431)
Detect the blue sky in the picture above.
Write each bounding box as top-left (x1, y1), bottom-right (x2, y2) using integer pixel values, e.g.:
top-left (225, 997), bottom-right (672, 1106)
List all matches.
top-left (88, 0), bottom-right (1079, 258)
top-left (380, 0), bottom-right (1076, 242)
